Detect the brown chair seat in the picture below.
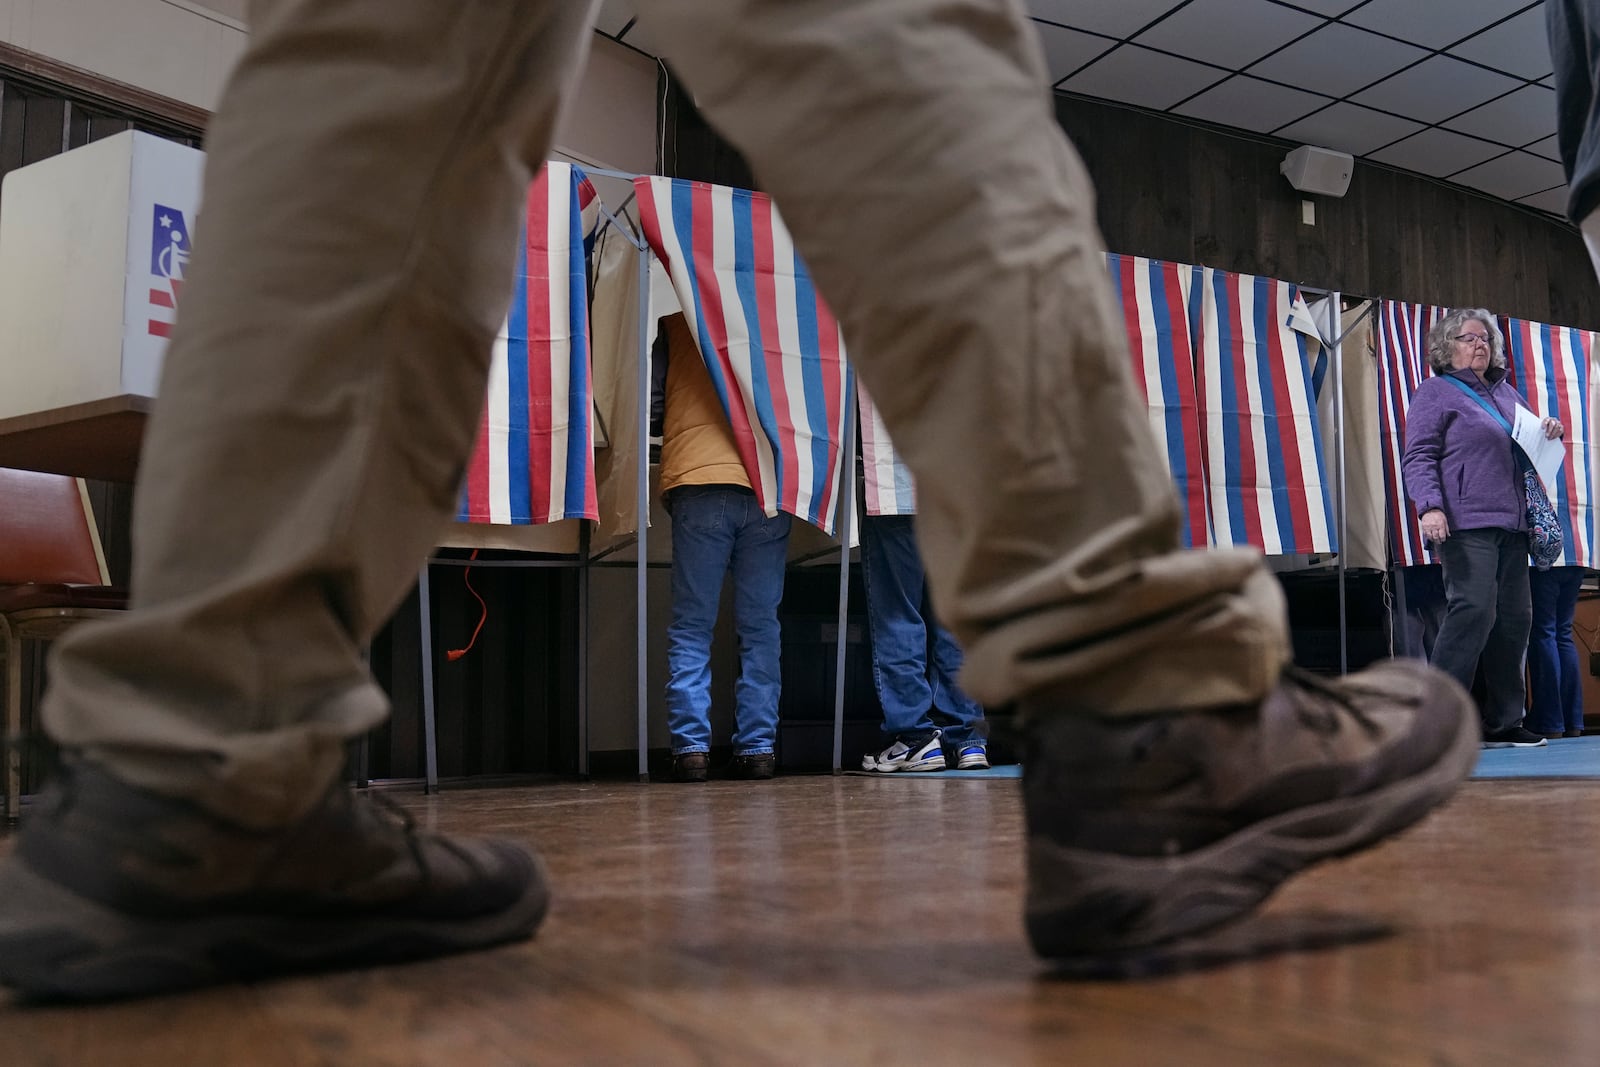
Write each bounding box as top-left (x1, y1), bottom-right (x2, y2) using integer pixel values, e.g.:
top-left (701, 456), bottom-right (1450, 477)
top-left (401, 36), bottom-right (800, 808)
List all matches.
top-left (0, 585), bottom-right (128, 613)
top-left (2, 468), bottom-right (127, 819)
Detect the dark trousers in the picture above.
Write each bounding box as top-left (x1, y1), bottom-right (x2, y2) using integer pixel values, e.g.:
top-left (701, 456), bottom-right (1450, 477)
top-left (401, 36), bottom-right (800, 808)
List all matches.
top-left (1431, 529), bottom-right (1533, 735)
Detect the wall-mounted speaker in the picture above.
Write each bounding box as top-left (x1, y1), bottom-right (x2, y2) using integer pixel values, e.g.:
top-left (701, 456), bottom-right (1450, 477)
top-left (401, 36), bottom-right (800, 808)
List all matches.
top-left (1280, 145), bottom-right (1354, 198)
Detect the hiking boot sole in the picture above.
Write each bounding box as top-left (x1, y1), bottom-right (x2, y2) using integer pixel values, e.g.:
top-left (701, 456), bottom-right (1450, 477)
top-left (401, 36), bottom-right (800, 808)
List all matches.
top-left (1024, 687), bottom-right (1480, 961)
top-left (0, 847), bottom-right (551, 1002)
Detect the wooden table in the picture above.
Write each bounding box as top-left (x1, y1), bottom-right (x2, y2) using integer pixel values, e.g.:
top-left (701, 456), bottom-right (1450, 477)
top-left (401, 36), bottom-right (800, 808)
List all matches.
top-left (0, 395), bottom-right (150, 483)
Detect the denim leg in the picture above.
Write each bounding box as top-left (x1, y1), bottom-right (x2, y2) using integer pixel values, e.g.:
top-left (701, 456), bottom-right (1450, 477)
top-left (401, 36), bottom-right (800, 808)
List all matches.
top-left (860, 515), bottom-right (937, 742)
top-left (666, 487), bottom-right (737, 754)
top-left (728, 497), bottom-right (790, 755)
top-left (1481, 534), bottom-right (1533, 734)
top-left (1551, 567), bottom-right (1587, 731)
top-left (928, 620), bottom-right (985, 747)
top-left (1432, 530), bottom-right (1514, 733)
top-left (1528, 567), bottom-right (1566, 734)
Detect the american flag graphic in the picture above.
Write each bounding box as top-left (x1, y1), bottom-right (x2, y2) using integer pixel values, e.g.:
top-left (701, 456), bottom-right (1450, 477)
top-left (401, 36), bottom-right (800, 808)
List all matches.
top-left (1502, 317), bottom-right (1598, 568)
top-left (1105, 253), bottom-right (1213, 549)
top-left (857, 383), bottom-right (915, 517)
top-left (457, 162), bottom-right (600, 525)
top-left (147, 203), bottom-right (190, 338)
top-left (1374, 301), bottom-right (1447, 567)
top-left (633, 176), bottom-right (850, 534)
top-left (1192, 267), bottom-right (1335, 556)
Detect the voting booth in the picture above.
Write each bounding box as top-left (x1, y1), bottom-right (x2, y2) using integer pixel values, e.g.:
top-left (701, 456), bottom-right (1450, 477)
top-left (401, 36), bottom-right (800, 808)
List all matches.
top-left (0, 131), bottom-right (203, 480)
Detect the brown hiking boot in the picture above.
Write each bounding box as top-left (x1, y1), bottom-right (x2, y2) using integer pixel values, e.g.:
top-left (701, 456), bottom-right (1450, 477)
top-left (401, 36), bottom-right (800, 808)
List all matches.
top-left (0, 760), bottom-right (549, 1001)
top-left (727, 753), bottom-right (776, 780)
top-left (671, 752), bottom-right (710, 782)
top-left (1019, 660), bottom-right (1479, 961)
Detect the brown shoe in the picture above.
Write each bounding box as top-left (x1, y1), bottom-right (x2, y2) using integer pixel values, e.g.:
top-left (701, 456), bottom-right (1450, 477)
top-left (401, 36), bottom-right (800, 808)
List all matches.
top-left (727, 753), bottom-right (776, 780)
top-left (671, 752), bottom-right (709, 783)
top-left (0, 760), bottom-right (548, 1001)
top-left (1019, 660), bottom-right (1478, 961)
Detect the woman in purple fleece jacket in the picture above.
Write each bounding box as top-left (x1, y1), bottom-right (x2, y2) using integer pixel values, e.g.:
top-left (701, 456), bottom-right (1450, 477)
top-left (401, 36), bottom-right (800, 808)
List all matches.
top-left (1402, 308), bottom-right (1565, 749)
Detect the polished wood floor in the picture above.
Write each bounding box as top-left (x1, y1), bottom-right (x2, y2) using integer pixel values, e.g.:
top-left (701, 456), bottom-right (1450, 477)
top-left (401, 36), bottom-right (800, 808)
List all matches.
top-left (4, 773), bottom-right (1600, 1065)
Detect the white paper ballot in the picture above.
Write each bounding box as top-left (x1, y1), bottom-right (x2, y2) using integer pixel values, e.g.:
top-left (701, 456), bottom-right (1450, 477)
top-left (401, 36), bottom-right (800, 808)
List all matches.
top-left (1512, 404), bottom-right (1566, 497)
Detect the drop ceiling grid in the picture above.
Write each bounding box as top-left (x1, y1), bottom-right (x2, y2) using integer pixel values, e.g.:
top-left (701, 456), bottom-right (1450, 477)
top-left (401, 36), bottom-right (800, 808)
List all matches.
top-left (592, 0), bottom-right (1567, 214)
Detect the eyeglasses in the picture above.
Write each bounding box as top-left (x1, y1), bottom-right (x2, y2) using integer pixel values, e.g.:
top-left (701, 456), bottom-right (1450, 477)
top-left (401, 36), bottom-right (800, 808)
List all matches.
top-left (1452, 333), bottom-right (1490, 346)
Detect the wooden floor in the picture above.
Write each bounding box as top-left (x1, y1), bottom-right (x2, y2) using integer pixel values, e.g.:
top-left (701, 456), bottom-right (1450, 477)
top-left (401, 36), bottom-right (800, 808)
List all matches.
top-left (4, 773), bottom-right (1600, 1065)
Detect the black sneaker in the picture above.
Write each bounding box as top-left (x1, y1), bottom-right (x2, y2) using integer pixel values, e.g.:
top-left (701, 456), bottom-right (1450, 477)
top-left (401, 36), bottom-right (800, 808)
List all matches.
top-left (671, 752), bottom-right (709, 782)
top-left (0, 760), bottom-right (549, 1001)
top-left (1482, 726), bottom-right (1548, 748)
top-left (1019, 660), bottom-right (1479, 962)
top-left (727, 753), bottom-right (776, 780)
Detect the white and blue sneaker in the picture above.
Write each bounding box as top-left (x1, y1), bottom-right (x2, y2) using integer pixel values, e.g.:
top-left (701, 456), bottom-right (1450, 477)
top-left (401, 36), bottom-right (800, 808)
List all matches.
top-left (954, 743), bottom-right (990, 770)
top-left (862, 731), bottom-right (945, 772)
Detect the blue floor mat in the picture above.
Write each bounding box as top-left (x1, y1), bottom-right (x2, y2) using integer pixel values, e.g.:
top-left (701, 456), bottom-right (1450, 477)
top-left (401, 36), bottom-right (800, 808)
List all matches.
top-left (1472, 734), bottom-right (1600, 779)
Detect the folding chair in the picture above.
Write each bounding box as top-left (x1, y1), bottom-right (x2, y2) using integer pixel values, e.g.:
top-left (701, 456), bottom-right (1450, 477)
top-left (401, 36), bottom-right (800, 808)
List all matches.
top-left (0, 467), bottom-right (126, 819)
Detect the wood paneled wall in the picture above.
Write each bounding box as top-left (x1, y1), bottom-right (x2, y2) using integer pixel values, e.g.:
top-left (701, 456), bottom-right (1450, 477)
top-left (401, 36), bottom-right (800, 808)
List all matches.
top-left (659, 75), bottom-right (1600, 332)
top-left (1056, 95), bottom-right (1600, 332)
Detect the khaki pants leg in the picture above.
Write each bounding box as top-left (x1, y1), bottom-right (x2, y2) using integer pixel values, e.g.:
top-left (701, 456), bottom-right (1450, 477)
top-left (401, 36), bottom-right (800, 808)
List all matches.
top-left (637, 0), bottom-right (1288, 711)
top-left (42, 0), bottom-right (597, 828)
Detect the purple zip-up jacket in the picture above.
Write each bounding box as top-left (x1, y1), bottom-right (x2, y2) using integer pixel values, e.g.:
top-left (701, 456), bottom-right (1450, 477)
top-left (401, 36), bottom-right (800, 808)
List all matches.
top-left (1401, 366), bottom-right (1526, 533)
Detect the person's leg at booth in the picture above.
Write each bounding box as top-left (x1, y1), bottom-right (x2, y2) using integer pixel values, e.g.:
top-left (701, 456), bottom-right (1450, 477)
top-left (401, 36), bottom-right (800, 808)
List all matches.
top-left (1528, 567), bottom-right (1568, 737)
top-left (926, 619), bottom-right (988, 769)
top-left (638, 0), bottom-right (1478, 959)
top-left (859, 514), bottom-right (945, 772)
top-left (1551, 567), bottom-right (1587, 736)
top-left (1477, 541), bottom-right (1535, 739)
top-left (665, 486), bottom-right (743, 782)
top-left (724, 496), bottom-right (790, 780)
top-left (0, 0), bottom-right (600, 999)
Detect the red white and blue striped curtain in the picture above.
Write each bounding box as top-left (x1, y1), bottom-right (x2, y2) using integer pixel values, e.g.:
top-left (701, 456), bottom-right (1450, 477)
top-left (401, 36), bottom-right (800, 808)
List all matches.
top-left (458, 162), bottom-right (600, 525)
top-left (634, 176), bottom-right (851, 534)
top-left (1373, 301), bottom-right (1447, 567)
top-left (1192, 267), bottom-right (1335, 555)
top-left (1105, 253), bottom-right (1212, 549)
top-left (1502, 318), bottom-right (1599, 568)
top-left (858, 383), bottom-right (916, 517)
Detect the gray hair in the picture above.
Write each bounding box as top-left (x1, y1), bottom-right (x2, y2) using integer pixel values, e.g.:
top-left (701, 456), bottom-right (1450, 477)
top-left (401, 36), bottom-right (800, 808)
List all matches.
top-left (1425, 308), bottom-right (1505, 375)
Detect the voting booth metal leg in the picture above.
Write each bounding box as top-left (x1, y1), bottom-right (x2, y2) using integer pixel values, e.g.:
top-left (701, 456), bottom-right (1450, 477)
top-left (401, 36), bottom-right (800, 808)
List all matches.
top-left (418, 564), bottom-right (440, 794)
top-left (831, 382), bottom-right (858, 774)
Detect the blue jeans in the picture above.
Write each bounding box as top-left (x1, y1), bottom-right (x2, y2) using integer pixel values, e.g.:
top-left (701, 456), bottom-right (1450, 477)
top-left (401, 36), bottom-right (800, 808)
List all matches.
top-left (1528, 566), bottom-right (1586, 735)
top-left (860, 514), bottom-right (985, 747)
top-left (665, 485), bottom-right (791, 756)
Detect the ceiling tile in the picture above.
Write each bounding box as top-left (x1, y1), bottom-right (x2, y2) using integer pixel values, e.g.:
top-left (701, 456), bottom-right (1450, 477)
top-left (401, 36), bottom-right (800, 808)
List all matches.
top-left (1518, 186), bottom-right (1572, 215)
top-left (1174, 75), bottom-right (1333, 132)
top-left (1132, 0), bottom-right (1324, 70)
top-left (1351, 55), bottom-right (1523, 125)
top-left (594, 0), bottom-right (635, 36)
top-left (1033, 21), bottom-right (1115, 83)
top-left (1526, 134), bottom-right (1563, 162)
top-left (1368, 128), bottom-right (1508, 177)
top-left (1443, 85), bottom-right (1558, 147)
top-left (1452, 152), bottom-right (1569, 200)
top-left (1343, 0), bottom-right (1533, 51)
top-left (1026, 0), bottom-right (1184, 39)
top-left (1061, 45), bottom-right (1226, 111)
top-left (1274, 101), bottom-right (1425, 155)
top-left (1447, 7), bottom-right (1557, 81)
top-left (1277, 0), bottom-right (1364, 13)
top-left (1245, 23), bottom-right (1428, 98)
